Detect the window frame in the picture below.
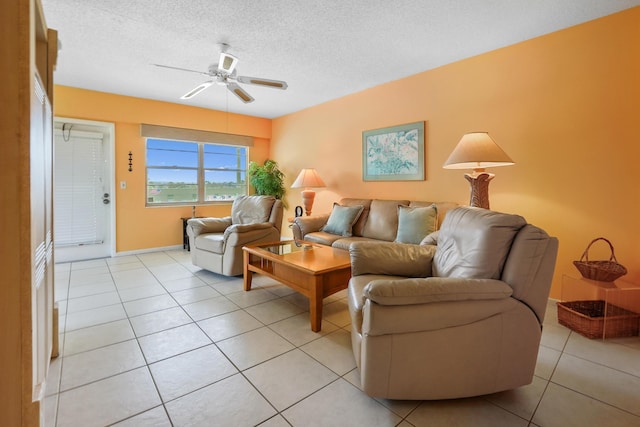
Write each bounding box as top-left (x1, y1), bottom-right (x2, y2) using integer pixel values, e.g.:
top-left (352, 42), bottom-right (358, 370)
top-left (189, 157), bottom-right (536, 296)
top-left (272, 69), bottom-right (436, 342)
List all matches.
top-left (145, 137), bottom-right (249, 207)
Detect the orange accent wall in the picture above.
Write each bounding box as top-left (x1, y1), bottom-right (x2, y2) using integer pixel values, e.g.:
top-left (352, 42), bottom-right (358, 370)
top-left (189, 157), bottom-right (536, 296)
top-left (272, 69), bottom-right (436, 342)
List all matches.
top-left (272, 7), bottom-right (640, 298)
top-left (54, 86), bottom-right (272, 252)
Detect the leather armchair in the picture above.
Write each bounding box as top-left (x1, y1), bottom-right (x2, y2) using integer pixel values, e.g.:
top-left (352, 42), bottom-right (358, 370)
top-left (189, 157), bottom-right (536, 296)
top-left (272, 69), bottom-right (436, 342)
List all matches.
top-left (187, 195), bottom-right (283, 276)
top-left (347, 206), bottom-right (558, 400)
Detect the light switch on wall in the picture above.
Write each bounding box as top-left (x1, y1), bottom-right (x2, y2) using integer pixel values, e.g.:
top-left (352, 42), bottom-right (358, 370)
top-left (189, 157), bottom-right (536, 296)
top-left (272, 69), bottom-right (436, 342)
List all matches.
top-left (120, 181), bottom-right (126, 189)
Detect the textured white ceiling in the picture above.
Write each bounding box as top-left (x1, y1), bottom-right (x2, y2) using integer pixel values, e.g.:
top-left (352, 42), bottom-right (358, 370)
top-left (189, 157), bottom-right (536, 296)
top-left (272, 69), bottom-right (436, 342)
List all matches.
top-left (42, 0), bottom-right (640, 119)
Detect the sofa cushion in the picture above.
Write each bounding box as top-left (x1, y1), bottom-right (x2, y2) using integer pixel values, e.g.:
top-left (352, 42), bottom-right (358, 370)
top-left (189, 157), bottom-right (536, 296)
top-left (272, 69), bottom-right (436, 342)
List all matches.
top-left (361, 199), bottom-right (410, 241)
top-left (433, 207), bottom-right (527, 279)
top-left (338, 198), bottom-right (372, 237)
top-left (395, 204), bottom-right (438, 244)
top-left (303, 231), bottom-right (344, 246)
top-left (321, 203), bottom-right (364, 237)
top-left (194, 233), bottom-right (225, 253)
top-left (231, 195), bottom-right (276, 225)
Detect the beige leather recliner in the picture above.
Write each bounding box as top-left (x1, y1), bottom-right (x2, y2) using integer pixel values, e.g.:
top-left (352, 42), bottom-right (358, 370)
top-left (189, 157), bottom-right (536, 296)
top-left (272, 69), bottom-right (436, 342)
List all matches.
top-left (186, 195), bottom-right (283, 276)
top-left (348, 206), bottom-right (558, 400)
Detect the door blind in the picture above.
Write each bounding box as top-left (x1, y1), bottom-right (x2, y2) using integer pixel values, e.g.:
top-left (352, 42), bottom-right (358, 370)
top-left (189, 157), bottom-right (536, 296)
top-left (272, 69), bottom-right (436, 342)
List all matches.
top-left (54, 131), bottom-right (104, 247)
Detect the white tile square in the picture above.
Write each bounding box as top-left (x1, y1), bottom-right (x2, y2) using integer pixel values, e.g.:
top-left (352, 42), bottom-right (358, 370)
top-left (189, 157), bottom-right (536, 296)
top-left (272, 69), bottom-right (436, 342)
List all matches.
top-left (300, 329), bottom-right (356, 375)
top-left (68, 282), bottom-right (117, 299)
top-left (225, 288), bottom-right (279, 308)
top-left (66, 291), bottom-right (121, 313)
top-left (269, 312), bottom-right (338, 346)
top-left (282, 379), bottom-right (401, 427)
top-left (171, 285), bottom-right (221, 305)
top-left (119, 283), bottom-right (167, 302)
top-left (123, 294), bottom-right (178, 317)
top-left (245, 298), bottom-right (305, 325)
top-left (160, 275), bottom-right (208, 292)
top-left (533, 382), bottom-right (640, 427)
top-left (407, 397), bottom-right (528, 426)
top-left (130, 306), bottom-right (192, 337)
top-left (551, 353), bottom-right (640, 416)
top-left (111, 406), bottom-right (171, 426)
top-left (148, 263), bottom-right (194, 281)
top-left (60, 339), bottom-right (145, 391)
top-left (64, 304), bottom-right (127, 332)
top-left (149, 345), bottom-right (238, 401)
top-left (57, 367), bottom-right (161, 427)
top-left (165, 374), bottom-right (276, 426)
top-left (244, 349), bottom-right (337, 410)
top-left (63, 319), bottom-right (135, 356)
top-left (138, 323), bottom-right (211, 363)
top-left (217, 327), bottom-right (295, 370)
top-left (197, 310), bottom-right (263, 342)
top-left (181, 296), bottom-right (239, 321)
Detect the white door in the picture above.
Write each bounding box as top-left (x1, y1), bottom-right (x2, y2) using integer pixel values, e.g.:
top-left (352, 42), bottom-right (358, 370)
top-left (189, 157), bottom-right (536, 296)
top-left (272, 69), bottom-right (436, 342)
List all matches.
top-left (54, 118), bottom-right (115, 262)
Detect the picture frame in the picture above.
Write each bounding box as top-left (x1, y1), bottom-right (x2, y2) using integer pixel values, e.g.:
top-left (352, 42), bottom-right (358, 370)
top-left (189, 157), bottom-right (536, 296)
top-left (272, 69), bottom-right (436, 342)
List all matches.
top-left (362, 121), bottom-right (425, 181)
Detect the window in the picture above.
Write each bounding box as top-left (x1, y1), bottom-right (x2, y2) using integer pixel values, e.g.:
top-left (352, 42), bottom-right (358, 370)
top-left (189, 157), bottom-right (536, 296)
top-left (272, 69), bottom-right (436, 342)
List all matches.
top-left (146, 138), bottom-right (248, 205)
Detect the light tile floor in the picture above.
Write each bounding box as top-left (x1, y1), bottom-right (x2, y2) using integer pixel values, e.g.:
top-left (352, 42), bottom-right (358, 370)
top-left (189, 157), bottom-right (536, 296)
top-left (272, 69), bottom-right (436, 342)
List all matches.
top-left (45, 249), bottom-right (640, 427)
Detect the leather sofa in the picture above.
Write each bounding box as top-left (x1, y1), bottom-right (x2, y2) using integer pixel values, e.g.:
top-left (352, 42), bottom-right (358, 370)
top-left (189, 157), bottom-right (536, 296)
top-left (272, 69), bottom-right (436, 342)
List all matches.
top-left (291, 198), bottom-right (459, 250)
top-left (347, 206), bottom-right (558, 400)
top-left (186, 195), bottom-right (283, 276)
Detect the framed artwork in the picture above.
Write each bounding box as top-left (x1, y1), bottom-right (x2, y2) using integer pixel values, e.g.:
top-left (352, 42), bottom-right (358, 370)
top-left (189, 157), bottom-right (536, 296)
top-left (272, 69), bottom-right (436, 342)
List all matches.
top-left (362, 121), bottom-right (425, 181)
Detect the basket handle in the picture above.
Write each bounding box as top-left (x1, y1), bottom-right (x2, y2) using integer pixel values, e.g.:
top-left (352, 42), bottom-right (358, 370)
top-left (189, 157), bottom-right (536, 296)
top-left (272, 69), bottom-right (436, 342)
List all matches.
top-left (579, 237), bottom-right (619, 263)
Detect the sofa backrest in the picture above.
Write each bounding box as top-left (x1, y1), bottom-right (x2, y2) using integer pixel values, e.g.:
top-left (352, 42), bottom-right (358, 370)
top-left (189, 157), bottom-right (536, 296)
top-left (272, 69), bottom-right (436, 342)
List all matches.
top-left (339, 198), bottom-right (458, 241)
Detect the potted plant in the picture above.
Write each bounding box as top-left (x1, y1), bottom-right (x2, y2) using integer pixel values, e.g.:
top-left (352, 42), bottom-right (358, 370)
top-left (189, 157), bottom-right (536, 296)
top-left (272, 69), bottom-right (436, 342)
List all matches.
top-left (248, 159), bottom-right (287, 207)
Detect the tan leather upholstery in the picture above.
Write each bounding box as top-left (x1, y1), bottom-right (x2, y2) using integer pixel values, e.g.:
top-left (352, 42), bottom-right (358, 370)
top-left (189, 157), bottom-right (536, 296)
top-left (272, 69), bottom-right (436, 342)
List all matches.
top-left (292, 198), bottom-right (459, 247)
top-left (186, 195), bottom-right (283, 276)
top-left (348, 206), bottom-right (558, 400)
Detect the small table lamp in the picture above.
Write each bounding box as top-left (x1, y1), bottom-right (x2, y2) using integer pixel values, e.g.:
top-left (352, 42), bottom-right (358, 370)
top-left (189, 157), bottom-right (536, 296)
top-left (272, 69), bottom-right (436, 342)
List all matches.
top-left (443, 132), bottom-right (514, 209)
top-left (291, 168), bottom-right (326, 216)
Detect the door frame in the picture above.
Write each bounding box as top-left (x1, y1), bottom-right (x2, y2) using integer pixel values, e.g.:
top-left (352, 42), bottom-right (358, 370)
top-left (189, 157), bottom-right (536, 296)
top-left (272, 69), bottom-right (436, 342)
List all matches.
top-left (53, 117), bottom-right (116, 260)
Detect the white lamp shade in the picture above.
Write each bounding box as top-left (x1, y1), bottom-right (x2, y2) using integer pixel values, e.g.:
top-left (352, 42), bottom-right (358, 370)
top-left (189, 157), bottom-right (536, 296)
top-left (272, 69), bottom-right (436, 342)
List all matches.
top-left (443, 132), bottom-right (514, 170)
top-left (291, 168), bottom-right (326, 188)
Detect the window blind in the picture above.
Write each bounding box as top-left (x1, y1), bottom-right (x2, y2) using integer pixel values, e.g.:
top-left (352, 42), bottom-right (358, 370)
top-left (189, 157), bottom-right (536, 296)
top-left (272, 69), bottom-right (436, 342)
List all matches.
top-left (140, 124), bottom-right (254, 147)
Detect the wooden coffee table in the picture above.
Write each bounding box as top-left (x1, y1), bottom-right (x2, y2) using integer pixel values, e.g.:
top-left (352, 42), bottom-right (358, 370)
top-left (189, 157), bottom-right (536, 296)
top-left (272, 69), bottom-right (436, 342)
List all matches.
top-left (243, 241), bottom-right (351, 332)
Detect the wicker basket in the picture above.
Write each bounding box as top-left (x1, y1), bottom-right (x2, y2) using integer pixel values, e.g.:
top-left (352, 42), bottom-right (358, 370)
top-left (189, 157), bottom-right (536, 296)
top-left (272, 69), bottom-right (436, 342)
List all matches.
top-left (557, 300), bottom-right (639, 339)
top-left (573, 237), bottom-right (627, 282)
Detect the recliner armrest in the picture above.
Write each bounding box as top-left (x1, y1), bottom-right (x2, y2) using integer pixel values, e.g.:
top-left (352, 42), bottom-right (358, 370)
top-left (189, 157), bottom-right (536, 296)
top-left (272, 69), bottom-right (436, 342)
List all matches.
top-left (187, 217), bottom-right (232, 237)
top-left (292, 214), bottom-right (330, 239)
top-left (224, 222), bottom-right (273, 237)
top-left (364, 277), bottom-right (513, 306)
top-left (350, 242), bottom-right (436, 278)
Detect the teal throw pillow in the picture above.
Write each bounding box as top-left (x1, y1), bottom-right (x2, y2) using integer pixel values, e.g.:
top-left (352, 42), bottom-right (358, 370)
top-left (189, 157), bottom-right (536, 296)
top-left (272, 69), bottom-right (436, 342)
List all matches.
top-left (395, 204), bottom-right (438, 244)
top-left (321, 204), bottom-right (364, 237)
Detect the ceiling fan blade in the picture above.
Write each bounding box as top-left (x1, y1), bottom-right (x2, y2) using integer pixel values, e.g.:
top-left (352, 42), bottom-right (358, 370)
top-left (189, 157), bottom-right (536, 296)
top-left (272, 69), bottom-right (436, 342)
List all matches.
top-left (227, 82), bottom-right (254, 103)
top-left (180, 81), bottom-right (213, 99)
top-left (237, 75), bottom-right (288, 90)
top-left (154, 63), bottom-right (210, 76)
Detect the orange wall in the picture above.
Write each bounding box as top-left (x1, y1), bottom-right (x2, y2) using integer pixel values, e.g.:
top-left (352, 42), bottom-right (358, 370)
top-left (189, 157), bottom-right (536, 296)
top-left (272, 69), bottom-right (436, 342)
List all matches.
top-left (54, 86), bottom-right (271, 252)
top-left (272, 7), bottom-right (640, 298)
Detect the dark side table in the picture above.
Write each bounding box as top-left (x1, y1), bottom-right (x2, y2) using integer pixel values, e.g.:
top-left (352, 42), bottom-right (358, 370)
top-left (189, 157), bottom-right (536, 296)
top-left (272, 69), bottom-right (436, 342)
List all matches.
top-left (180, 217), bottom-right (203, 251)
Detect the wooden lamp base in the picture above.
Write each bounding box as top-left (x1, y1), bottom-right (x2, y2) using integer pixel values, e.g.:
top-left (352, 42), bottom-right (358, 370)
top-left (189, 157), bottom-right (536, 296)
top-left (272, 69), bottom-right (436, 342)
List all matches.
top-left (300, 189), bottom-right (316, 216)
top-left (464, 171), bottom-right (495, 209)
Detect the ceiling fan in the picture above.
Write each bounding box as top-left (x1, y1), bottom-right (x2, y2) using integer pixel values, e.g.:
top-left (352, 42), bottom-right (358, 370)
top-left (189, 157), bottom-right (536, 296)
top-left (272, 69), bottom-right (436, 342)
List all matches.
top-left (154, 44), bottom-right (288, 104)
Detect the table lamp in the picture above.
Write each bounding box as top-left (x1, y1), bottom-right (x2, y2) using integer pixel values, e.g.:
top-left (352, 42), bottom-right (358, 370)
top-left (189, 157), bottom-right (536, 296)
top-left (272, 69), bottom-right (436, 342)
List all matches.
top-left (291, 168), bottom-right (326, 216)
top-left (443, 132), bottom-right (514, 209)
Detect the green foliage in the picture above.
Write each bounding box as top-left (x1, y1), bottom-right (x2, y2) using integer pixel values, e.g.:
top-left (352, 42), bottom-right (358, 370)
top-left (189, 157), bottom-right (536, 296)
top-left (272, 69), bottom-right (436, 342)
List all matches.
top-left (248, 159), bottom-right (287, 208)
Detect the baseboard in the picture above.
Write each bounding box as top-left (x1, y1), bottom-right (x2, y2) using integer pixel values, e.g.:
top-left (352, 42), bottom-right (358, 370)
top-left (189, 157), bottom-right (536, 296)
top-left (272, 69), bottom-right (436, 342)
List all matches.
top-left (115, 244), bottom-right (184, 257)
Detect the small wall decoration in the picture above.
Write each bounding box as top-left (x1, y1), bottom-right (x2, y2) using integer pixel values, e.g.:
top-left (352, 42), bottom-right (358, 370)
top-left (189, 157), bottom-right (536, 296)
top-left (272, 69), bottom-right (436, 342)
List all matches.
top-left (362, 121), bottom-right (425, 181)
top-left (128, 151), bottom-right (133, 172)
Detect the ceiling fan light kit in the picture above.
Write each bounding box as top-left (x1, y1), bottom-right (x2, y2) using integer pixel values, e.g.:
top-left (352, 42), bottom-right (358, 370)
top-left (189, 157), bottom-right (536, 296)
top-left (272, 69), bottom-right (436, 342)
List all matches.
top-left (155, 44), bottom-right (287, 104)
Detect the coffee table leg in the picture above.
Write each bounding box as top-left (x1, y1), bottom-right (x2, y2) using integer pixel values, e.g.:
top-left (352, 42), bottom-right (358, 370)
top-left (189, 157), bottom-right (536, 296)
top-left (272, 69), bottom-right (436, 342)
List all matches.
top-left (243, 250), bottom-right (252, 291)
top-left (310, 277), bottom-right (323, 332)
